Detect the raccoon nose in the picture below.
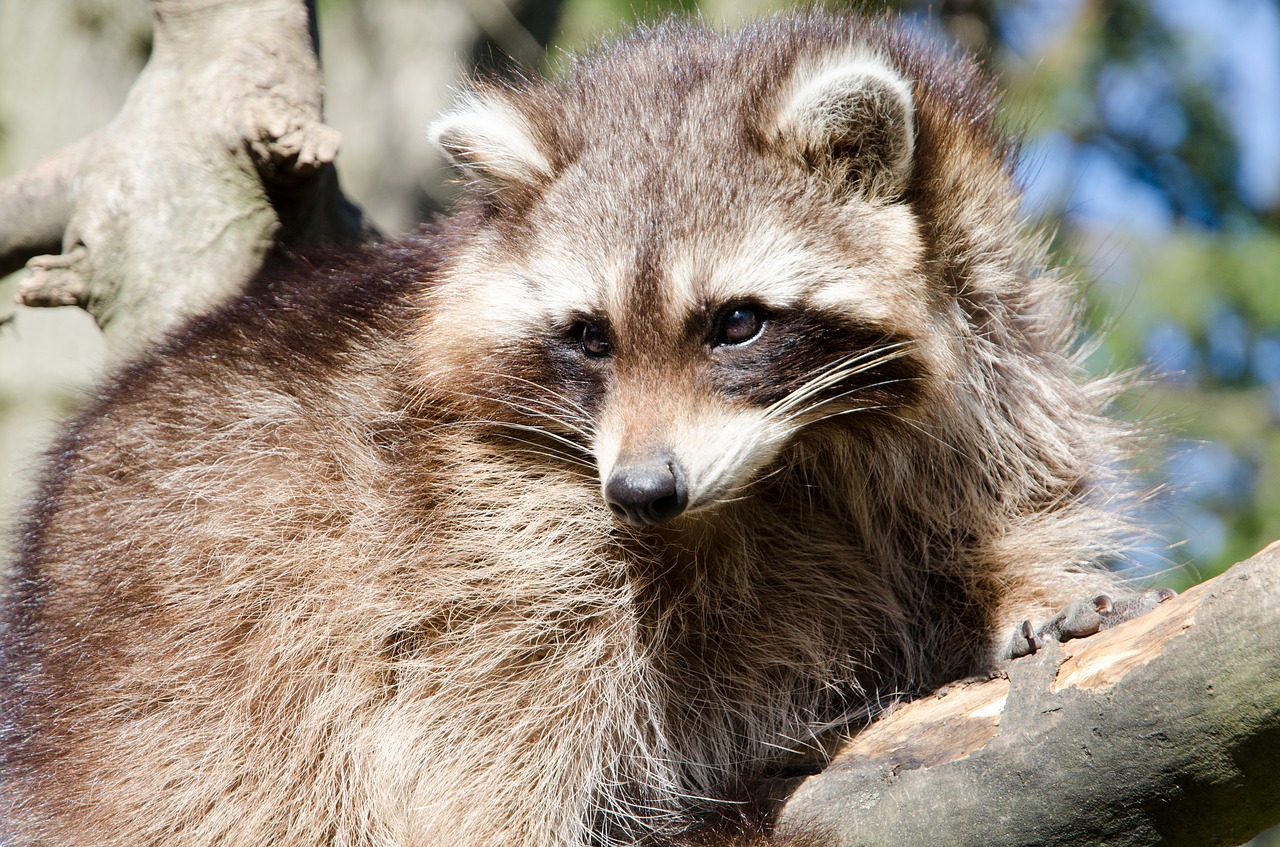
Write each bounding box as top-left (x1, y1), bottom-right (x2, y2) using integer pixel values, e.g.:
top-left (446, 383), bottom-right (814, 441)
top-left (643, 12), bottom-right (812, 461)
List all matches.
top-left (604, 458), bottom-right (688, 526)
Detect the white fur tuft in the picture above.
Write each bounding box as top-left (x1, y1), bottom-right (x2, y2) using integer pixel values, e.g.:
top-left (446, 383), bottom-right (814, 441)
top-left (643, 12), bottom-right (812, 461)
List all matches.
top-left (776, 52), bottom-right (916, 197)
top-left (429, 92), bottom-right (553, 192)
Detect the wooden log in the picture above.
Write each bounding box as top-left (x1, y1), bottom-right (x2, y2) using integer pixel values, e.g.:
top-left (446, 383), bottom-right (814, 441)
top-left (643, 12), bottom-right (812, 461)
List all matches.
top-left (783, 545), bottom-right (1280, 847)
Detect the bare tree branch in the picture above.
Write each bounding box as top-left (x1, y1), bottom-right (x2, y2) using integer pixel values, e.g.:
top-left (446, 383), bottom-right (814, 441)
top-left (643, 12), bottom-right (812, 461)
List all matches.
top-left (2, 0), bottom-right (370, 362)
top-left (0, 134), bottom-right (96, 279)
top-left (783, 545), bottom-right (1280, 847)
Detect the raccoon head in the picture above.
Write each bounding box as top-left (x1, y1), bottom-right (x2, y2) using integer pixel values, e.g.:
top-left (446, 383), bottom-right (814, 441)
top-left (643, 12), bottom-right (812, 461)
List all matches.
top-left (423, 40), bottom-right (958, 527)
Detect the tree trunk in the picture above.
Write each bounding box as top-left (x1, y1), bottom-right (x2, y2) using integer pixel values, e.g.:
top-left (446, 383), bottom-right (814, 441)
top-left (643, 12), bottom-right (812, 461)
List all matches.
top-left (782, 545), bottom-right (1280, 847)
top-left (0, 0), bottom-right (370, 362)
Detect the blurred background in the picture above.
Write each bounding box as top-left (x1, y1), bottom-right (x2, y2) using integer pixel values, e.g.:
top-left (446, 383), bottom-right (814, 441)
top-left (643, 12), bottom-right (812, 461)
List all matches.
top-left (0, 0), bottom-right (1277, 841)
top-left (1, 2), bottom-right (1278, 609)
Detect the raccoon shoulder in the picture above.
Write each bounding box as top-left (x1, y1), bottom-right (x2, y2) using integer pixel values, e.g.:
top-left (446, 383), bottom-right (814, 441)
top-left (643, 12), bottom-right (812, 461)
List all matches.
top-left (152, 229), bottom-right (443, 387)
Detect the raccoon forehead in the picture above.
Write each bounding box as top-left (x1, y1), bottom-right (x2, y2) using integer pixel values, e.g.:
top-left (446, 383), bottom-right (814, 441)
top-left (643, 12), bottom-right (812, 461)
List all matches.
top-left (661, 215), bottom-right (926, 319)
top-left (491, 225), bottom-right (931, 350)
top-left (473, 243), bottom-right (617, 324)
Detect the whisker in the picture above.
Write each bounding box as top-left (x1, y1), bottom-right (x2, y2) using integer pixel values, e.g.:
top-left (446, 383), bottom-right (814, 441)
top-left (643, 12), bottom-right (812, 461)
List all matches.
top-left (501, 449), bottom-right (597, 477)
top-left (799, 404), bottom-right (971, 462)
top-left (470, 370), bottom-right (594, 421)
top-left (774, 375), bottom-right (922, 425)
top-left (765, 343), bottom-right (916, 421)
top-left (428, 385), bottom-right (594, 441)
top-left (428, 419), bottom-right (597, 466)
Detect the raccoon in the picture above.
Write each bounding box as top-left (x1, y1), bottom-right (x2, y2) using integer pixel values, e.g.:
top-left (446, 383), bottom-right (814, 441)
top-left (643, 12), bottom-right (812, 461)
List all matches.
top-left (1, 12), bottom-right (1167, 847)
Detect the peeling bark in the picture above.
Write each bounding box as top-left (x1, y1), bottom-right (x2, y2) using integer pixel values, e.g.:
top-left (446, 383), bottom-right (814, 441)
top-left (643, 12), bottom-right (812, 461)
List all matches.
top-left (783, 545), bottom-right (1280, 847)
top-left (0, 0), bottom-right (370, 361)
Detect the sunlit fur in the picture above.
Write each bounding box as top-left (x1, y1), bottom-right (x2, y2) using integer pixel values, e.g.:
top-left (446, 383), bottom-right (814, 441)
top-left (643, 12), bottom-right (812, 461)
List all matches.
top-left (2, 13), bottom-right (1142, 847)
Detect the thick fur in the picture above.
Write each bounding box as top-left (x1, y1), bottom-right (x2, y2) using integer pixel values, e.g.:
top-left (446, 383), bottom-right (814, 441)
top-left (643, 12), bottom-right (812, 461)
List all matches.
top-left (1, 13), bottom-right (1140, 847)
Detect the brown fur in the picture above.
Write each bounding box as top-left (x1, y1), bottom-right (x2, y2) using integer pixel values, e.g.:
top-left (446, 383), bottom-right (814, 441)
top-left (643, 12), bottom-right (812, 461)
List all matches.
top-left (2, 13), bottom-right (1140, 847)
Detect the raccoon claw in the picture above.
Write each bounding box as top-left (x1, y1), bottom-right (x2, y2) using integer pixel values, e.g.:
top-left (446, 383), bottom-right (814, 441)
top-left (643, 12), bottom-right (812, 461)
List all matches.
top-left (1007, 620), bottom-right (1034, 658)
top-left (1009, 588), bottom-right (1177, 658)
top-left (1008, 598), bottom-right (1103, 659)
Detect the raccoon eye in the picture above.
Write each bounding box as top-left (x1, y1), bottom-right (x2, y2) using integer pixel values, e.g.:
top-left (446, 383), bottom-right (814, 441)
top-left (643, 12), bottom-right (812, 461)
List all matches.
top-left (578, 322), bottom-right (612, 358)
top-left (715, 306), bottom-right (765, 347)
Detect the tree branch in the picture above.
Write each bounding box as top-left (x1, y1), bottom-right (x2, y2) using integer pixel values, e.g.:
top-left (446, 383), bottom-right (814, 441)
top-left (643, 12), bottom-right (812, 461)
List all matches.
top-left (782, 546), bottom-right (1280, 846)
top-left (3, 0), bottom-right (371, 362)
top-left (0, 134), bottom-right (95, 279)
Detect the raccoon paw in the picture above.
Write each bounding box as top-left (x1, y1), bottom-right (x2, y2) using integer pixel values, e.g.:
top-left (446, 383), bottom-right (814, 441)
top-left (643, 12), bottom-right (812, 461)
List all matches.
top-left (1008, 588), bottom-right (1177, 659)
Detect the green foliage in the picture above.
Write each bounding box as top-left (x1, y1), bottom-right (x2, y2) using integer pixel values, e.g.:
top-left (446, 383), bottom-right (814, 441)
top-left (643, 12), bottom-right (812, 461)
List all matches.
top-left (1096, 230), bottom-right (1280, 585)
top-left (554, 0), bottom-right (703, 51)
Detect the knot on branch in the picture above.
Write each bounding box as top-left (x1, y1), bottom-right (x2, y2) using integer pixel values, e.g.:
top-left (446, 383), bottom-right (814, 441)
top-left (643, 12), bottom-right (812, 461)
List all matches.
top-left (238, 94), bottom-right (342, 184)
top-left (18, 246), bottom-right (92, 309)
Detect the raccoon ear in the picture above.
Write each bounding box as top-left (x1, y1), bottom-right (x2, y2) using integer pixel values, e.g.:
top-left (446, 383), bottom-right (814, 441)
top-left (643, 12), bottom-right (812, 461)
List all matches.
top-left (775, 56), bottom-right (915, 199)
top-left (429, 93), bottom-right (553, 194)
